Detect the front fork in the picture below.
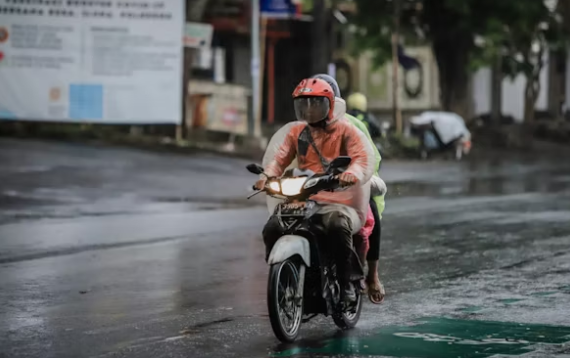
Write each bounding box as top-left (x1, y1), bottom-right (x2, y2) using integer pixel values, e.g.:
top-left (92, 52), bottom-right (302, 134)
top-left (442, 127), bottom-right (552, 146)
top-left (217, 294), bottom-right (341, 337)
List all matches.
top-left (321, 265), bottom-right (339, 315)
top-left (295, 264), bottom-right (306, 308)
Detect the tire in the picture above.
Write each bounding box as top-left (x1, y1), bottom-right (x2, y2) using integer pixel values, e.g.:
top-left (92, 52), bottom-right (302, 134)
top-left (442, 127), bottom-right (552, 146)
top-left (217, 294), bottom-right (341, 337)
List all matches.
top-left (332, 290), bottom-right (363, 330)
top-left (267, 259), bottom-right (303, 342)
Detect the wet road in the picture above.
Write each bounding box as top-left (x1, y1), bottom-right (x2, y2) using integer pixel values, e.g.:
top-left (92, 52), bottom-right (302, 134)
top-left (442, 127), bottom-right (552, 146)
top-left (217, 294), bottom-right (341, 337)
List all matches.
top-left (2, 138), bottom-right (570, 358)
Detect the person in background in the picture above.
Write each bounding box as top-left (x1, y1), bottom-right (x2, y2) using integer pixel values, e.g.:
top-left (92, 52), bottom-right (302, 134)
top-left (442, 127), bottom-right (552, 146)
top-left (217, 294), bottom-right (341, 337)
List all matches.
top-left (347, 92), bottom-right (382, 139)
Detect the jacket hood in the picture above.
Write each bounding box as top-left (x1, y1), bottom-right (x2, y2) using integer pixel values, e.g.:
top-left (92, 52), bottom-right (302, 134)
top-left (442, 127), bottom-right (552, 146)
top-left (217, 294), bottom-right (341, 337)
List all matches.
top-left (331, 97), bottom-right (347, 122)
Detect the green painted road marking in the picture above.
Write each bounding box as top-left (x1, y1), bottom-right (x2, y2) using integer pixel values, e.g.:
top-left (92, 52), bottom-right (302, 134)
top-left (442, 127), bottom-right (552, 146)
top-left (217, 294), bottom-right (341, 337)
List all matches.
top-left (497, 298), bottom-right (524, 304)
top-left (272, 317), bottom-right (570, 358)
top-left (530, 291), bottom-right (558, 297)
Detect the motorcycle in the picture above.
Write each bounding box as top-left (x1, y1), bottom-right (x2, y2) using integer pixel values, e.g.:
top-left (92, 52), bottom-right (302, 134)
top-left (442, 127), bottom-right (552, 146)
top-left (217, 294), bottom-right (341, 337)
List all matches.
top-left (246, 156), bottom-right (363, 343)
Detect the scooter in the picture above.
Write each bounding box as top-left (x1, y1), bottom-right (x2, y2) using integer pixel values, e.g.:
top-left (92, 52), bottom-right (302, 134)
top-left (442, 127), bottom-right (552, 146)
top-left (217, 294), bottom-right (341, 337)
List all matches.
top-left (246, 156), bottom-right (363, 343)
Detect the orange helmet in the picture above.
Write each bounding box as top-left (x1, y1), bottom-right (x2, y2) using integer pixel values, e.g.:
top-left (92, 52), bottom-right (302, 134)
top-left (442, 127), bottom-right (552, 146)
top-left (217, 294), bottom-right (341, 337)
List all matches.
top-left (292, 78), bottom-right (335, 124)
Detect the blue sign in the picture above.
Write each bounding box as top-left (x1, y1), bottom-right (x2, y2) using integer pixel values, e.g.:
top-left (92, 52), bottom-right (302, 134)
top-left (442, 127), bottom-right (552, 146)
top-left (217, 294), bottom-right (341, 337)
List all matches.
top-left (260, 0), bottom-right (297, 17)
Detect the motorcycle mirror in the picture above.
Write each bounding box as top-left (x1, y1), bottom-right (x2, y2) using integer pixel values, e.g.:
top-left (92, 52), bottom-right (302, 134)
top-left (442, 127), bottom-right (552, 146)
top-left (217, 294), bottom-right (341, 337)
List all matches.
top-left (246, 163), bottom-right (264, 175)
top-left (328, 156), bottom-right (351, 171)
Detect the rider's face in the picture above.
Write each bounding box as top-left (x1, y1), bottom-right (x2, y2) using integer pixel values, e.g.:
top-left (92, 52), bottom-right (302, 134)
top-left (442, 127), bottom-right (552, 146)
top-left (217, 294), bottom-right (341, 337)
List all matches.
top-left (294, 96), bottom-right (330, 124)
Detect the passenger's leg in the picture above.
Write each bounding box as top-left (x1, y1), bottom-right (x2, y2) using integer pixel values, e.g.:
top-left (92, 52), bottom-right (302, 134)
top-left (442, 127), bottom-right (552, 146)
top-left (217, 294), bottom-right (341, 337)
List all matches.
top-left (367, 198), bottom-right (385, 303)
top-left (367, 199), bottom-right (381, 262)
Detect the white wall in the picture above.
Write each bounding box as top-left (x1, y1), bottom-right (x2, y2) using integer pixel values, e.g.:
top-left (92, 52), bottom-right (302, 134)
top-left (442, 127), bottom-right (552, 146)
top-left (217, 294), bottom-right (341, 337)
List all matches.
top-left (501, 75), bottom-right (525, 122)
top-left (472, 68), bottom-right (491, 116)
top-left (471, 52), bottom-right (550, 122)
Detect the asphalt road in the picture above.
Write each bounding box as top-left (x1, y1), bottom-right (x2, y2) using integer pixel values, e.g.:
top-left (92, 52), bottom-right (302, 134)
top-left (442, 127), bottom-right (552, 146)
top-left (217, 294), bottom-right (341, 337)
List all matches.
top-left (1, 138), bottom-right (570, 358)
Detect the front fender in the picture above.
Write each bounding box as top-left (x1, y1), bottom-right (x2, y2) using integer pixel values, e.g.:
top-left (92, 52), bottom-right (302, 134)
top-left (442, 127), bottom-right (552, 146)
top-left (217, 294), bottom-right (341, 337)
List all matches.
top-left (268, 235), bottom-right (311, 267)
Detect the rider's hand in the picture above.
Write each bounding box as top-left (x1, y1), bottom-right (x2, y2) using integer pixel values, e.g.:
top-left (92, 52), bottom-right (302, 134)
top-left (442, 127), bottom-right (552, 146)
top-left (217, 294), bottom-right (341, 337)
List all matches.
top-left (254, 177), bottom-right (267, 190)
top-left (338, 172), bottom-right (357, 187)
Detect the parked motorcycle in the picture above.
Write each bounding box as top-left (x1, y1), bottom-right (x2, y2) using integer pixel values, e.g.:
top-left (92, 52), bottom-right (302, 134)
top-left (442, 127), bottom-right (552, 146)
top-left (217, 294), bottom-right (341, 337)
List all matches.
top-left (410, 111), bottom-right (472, 161)
top-left (246, 156), bottom-right (363, 342)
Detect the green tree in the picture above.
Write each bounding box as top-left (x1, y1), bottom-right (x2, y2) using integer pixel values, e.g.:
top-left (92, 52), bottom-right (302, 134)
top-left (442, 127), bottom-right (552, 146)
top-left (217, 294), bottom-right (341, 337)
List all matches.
top-left (352, 0), bottom-right (484, 118)
top-left (350, 0), bottom-right (567, 121)
top-left (482, 1), bottom-right (566, 122)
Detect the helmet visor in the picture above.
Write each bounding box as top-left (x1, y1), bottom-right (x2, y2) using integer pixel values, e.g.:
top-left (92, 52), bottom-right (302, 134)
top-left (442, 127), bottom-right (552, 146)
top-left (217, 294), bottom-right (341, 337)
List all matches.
top-left (294, 97), bottom-right (330, 123)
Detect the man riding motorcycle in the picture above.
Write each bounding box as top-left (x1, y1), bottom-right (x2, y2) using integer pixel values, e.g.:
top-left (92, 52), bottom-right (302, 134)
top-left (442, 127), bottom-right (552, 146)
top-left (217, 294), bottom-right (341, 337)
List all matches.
top-left (256, 78), bottom-right (376, 303)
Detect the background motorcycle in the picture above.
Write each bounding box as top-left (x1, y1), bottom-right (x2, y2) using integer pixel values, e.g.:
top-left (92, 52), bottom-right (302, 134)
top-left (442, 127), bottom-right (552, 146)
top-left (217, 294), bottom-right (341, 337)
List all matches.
top-left (247, 156), bottom-right (363, 342)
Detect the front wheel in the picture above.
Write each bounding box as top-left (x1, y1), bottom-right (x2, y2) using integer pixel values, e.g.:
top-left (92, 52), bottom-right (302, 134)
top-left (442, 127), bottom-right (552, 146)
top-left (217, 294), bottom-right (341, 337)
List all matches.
top-left (332, 290), bottom-right (363, 330)
top-left (267, 259), bottom-right (303, 342)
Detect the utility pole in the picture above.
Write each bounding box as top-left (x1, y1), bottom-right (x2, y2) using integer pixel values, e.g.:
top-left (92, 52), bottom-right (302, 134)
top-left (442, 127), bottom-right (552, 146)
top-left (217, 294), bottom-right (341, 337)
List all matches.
top-left (179, 0), bottom-right (209, 141)
top-left (391, 0), bottom-right (402, 135)
top-left (250, 0), bottom-right (260, 136)
top-left (311, 0), bottom-right (328, 74)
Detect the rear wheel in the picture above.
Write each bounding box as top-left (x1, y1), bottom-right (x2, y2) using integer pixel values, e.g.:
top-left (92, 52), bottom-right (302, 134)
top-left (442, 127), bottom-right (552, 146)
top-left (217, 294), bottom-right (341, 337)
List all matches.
top-left (332, 289), bottom-right (363, 330)
top-left (267, 259), bottom-right (303, 342)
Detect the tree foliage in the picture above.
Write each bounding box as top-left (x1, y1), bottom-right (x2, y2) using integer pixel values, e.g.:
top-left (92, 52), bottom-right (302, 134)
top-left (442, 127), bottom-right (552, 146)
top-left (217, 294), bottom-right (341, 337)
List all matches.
top-left (349, 0), bottom-right (569, 119)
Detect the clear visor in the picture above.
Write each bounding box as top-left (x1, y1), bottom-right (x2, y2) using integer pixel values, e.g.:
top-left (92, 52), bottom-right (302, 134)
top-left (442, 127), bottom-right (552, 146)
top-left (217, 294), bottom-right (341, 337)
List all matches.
top-left (294, 97), bottom-right (330, 124)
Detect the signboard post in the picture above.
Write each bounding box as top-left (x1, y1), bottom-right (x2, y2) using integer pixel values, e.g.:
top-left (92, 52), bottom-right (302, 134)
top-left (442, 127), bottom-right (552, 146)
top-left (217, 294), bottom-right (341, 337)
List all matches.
top-left (0, 1), bottom-right (184, 124)
top-left (250, 0), bottom-right (261, 137)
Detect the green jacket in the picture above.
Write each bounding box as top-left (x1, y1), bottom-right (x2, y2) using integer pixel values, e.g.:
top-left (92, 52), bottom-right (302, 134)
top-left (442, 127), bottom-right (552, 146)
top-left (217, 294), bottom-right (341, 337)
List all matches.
top-left (346, 113), bottom-right (385, 217)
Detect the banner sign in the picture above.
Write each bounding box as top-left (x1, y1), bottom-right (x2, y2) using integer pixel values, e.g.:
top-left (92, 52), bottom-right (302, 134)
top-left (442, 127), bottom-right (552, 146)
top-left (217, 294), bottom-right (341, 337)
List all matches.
top-left (184, 22), bottom-right (213, 49)
top-left (0, 0), bottom-right (184, 124)
top-left (261, 0), bottom-right (297, 18)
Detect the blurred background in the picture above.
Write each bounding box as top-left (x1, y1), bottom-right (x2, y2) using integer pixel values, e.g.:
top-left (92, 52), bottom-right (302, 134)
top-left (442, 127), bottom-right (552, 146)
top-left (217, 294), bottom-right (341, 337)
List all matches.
top-left (3, 1), bottom-right (570, 358)
top-left (1, 0), bottom-right (570, 155)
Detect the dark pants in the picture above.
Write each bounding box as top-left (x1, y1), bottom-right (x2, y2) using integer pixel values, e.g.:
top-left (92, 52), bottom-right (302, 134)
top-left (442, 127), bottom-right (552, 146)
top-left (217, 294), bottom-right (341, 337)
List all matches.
top-left (366, 198), bottom-right (382, 262)
top-left (263, 211), bottom-right (362, 284)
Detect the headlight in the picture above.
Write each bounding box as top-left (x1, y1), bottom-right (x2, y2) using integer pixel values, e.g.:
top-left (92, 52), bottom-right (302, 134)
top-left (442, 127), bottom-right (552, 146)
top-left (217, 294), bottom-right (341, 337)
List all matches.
top-left (268, 181), bottom-right (281, 193)
top-left (280, 177), bottom-right (307, 196)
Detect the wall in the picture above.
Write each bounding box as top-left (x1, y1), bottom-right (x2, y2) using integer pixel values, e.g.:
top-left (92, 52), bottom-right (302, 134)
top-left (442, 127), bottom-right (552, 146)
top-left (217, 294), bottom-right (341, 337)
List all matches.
top-left (353, 46), bottom-right (441, 111)
top-left (471, 53), bottom-right (550, 123)
top-left (472, 68), bottom-right (491, 116)
top-left (232, 36), bottom-right (252, 88)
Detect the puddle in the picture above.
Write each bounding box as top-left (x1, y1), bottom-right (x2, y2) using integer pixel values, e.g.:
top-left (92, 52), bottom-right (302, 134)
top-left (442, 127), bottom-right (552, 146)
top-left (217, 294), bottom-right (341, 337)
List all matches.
top-left (387, 170), bottom-right (570, 199)
top-left (272, 317), bottom-right (570, 358)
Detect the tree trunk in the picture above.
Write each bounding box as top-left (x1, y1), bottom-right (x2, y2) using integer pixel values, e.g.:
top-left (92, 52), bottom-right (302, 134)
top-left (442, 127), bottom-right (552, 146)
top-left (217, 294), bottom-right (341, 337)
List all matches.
top-left (392, 0), bottom-right (402, 135)
top-left (491, 56), bottom-right (503, 125)
top-left (432, 38), bottom-right (472, 119)
top-left (524, 75), bottom-right (540, 123)
top-left (523, 49), bottom-right (543, 123)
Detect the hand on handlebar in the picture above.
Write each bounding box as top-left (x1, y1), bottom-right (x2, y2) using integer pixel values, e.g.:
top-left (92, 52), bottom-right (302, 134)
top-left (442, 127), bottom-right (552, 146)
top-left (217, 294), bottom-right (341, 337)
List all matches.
top-left (254, 177), bottom-right (267, 190)
top-left (337, 172), bottom-right (357, 187)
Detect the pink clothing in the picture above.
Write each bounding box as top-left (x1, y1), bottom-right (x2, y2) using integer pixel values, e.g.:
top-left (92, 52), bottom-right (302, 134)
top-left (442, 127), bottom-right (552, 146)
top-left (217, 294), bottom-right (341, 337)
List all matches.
top-left (357, 205), bottom-right (374, 254)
